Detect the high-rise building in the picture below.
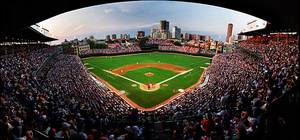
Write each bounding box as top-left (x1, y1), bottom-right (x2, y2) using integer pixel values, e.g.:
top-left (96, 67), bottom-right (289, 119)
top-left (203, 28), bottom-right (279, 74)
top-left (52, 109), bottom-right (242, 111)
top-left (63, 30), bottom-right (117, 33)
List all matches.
top-left (228, 35), bottom-right (235, 44)
top-left (152, 31), bottom-right (161, 39)
top-left (124, 34), bottom-right (130, 40)
top-left (112, 34), bottom-right (117, 40)
top-left (161, 32), bottom-right (171, 39)
top-left (106, 35), bottom-right (111, 41)
top-left (160, 20), bottom-right (169, 32)
top-left (137, 31), bottom-right (145, 39)
top-left (226, 23), bottom-right (233, 43)
top-left (199, 35), bottom-right (206, 41)
top-left (151, 28), bottom-right (159, 38)
top-left (172, 26), bottom-right (181, 39)
top-left (184, 33), bottom-right (190, 40)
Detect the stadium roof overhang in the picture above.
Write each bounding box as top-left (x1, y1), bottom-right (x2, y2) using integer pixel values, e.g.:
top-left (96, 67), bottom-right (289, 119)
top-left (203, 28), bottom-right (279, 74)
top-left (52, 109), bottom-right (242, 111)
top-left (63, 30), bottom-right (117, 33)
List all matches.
top-left (0, 0), bottom-right (298, 37)
top-left (0, 27), bottom-right (57, 42)
top-left (238, 23), bottom-right (298, 36)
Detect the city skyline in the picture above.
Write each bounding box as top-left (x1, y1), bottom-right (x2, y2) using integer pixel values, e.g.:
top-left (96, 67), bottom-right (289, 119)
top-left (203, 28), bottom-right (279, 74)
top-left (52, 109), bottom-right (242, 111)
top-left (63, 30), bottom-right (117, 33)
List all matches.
top-left (37, 1), bottom-right (267, 44)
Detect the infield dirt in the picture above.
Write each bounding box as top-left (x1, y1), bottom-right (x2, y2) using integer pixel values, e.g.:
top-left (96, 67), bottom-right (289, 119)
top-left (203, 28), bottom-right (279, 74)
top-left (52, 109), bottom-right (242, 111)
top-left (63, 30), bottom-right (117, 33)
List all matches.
top-left (111, 63), bottom-right (187, 75)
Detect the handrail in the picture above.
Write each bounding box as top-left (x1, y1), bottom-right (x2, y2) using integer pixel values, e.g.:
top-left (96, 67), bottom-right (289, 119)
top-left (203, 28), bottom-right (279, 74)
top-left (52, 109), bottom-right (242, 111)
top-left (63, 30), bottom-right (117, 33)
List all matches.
top-left (34, 48), bottom-right (62, 85)
top-left (33, 129), bottom-right (49, 139)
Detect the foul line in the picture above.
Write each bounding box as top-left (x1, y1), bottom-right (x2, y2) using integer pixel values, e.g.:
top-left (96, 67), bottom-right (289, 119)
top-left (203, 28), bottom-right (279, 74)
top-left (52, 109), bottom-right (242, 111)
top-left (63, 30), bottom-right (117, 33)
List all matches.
top-left (89, 68), bottom-right (209, 111)
top-left (103, 68), bottom-right (193, 86)
top-left (103, 69), bottom-right (143, 85)
top-left (157, 69), bottom-right (193, 85)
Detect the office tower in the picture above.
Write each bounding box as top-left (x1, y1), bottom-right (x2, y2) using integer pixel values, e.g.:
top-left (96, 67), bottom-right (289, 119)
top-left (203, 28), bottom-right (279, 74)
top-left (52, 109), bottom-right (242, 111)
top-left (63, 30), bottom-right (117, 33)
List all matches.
top-left (226, 23), bottom-right (233, 43)
top-left (112, 34), bottom-right (117, 40)
top-left (137, 31), bottom-right (145, 39)
top-left (172, 26), bottom-right (181, 39)
top-left (160, 20), bottom-right (169, 32)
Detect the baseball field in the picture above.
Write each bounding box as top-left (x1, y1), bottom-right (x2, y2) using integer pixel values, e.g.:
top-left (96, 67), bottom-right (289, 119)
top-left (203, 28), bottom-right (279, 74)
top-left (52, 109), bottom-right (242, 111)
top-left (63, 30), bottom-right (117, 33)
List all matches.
top-left (82, 52), bottom-right (211, 110)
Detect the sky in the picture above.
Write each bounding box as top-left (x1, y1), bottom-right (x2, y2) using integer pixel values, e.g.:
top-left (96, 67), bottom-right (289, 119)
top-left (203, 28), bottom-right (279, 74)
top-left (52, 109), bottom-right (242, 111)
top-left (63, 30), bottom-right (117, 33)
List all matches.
top-left (37, 1), bottom-right (266, 44)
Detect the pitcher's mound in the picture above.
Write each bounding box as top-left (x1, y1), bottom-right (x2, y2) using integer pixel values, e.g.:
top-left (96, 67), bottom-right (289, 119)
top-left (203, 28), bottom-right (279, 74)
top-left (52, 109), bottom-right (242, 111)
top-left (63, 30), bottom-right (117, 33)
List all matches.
top-left (145, 72), bottom-right (154, 77)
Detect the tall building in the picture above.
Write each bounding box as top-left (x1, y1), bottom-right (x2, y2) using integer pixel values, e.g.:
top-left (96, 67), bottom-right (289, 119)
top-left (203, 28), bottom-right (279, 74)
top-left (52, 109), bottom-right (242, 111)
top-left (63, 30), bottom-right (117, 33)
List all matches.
top-left (184, 33), bottom-right (190, 40)
top-left (124, 34), bottom-right (130, 40)
top-left (106, 35), bottom-right (111, 41)
top-left (151, 28), bottom-right (159, 38)
top-left (160, 20), bottom-right (169, 32)
top-left (228, 35), bottom-right (235, 44)
top-left (152, 31), bottom-right (161, 39)
top-left (226, 23), bottom-right (233, 43)
top-left (172, 26), bottom-right (181, 39)
top-left (161, 32), bottom-right (171, 39)
top-left (199, 35), bottom-right (206, 41)
top-left (112, 34), bottom-right (117, 40)
top-left (137, 31), bottom-right (145, 39)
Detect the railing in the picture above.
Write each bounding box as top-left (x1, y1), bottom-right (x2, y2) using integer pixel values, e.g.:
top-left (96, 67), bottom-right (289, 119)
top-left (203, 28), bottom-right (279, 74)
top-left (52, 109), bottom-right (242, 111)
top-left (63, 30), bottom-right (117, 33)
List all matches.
top-left (34, 47), bottom-right (62, 85)
top-left (33, 129), bottom-right (49, 140)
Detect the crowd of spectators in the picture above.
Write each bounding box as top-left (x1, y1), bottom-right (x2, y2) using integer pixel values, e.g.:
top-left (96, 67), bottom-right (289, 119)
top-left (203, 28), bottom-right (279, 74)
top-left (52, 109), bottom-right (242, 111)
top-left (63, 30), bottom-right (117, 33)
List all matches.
top-left (146, 39), bottom-right (174, 46)
top-left (0, 34), bottom-right (299, 140)
top-left (146, 34), bottom-right (299, 139)
top-left (0, 47), bottom-right (59, 140)
top-left (238, 35), bottom-right (299, 113)
top-left (36, 53), bottom-right (145, 139)
top-left (144, 47), bottom-right (265, 139)
top-left (0, 43), bottom-right (53, 56)
top-left (0, 46), bottom-right (146, 139)
top-left (158, 45), bottom-right (201, 54)
top-left (80, 45), bottom-right (141, 56)
top-left (147, 39), bottom-right (214, 55)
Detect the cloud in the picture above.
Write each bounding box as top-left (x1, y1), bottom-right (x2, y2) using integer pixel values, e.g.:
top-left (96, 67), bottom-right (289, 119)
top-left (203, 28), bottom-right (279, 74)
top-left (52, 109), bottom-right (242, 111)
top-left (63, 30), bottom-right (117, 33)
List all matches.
top-left (137, 22), bottom-right (159, 28)
top-left (73, 24), bottom-right (85, 31)
top-left (104, 7), bottom-right (130, 14)
top-left (120, 8), bottom-right (130, 13)
top-left (104, 8), bottom-right (114, 14)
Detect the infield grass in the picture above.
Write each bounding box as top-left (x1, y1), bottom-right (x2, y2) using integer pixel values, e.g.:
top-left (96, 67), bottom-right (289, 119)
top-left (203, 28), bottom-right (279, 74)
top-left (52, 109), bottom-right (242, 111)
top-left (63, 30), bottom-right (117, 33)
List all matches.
top-left (122, 67), bottom-right (177, 84)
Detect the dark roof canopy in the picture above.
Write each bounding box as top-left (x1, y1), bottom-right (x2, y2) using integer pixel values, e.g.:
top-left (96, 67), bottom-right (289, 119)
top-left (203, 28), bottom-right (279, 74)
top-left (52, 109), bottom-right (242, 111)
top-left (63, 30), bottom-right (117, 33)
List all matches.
top-left (0, 27), bottom-right (57, 42)
top-left (0, 0), bottom-right (298, 36)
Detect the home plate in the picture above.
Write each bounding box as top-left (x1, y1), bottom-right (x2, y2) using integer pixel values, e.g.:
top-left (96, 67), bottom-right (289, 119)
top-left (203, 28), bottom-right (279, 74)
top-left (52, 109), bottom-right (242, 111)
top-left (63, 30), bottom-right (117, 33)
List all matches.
top-left (178, 89), bottom-right (184, 92)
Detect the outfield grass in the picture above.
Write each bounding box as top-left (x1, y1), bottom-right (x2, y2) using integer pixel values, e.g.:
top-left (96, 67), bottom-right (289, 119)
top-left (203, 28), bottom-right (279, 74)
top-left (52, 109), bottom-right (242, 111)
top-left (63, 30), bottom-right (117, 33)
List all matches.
top-left (82, 52), bottom-right (211, 108)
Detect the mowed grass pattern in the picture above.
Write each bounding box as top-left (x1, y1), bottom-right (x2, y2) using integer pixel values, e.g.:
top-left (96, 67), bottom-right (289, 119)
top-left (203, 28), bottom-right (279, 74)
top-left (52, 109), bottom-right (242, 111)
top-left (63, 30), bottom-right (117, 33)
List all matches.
top-left (82, 52), bottom-right (211, 108)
